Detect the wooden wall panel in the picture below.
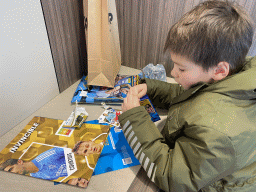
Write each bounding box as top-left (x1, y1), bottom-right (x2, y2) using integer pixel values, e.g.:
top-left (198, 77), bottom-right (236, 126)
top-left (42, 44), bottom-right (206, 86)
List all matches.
top-left (41, 0), bottom-right (87, 93)
top-left (41, 0), bottom-right (256, 90)
top-left (116, 0), bottom-right (256, 76)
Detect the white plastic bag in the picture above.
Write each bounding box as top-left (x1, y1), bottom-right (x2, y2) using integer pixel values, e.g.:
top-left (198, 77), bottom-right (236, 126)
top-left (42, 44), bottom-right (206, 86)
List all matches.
top-left (142, 63), bottom-right (167, 82)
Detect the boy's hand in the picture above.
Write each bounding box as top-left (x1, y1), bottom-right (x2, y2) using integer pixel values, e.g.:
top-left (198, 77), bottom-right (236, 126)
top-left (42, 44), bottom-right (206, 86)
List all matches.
top-left (136, 83), bottom-right (147, 99)
top-left (122, 86), bottom-right (141, 113)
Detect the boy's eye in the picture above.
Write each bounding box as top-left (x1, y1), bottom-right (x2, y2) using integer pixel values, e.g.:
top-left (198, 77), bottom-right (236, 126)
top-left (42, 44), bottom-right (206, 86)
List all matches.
top-left (179, 68), bottom-right (185, 72)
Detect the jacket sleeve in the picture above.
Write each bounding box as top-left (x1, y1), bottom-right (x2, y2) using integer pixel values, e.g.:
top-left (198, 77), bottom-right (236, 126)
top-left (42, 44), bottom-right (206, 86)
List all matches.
top-left (140, 78), bottom-right (184, 109)
top-left (118, 106), bottom-right (236, 192)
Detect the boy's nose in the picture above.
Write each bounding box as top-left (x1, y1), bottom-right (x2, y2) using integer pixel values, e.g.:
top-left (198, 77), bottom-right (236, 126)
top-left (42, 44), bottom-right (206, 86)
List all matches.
top-left (171, 67), bottom-right (178, 78)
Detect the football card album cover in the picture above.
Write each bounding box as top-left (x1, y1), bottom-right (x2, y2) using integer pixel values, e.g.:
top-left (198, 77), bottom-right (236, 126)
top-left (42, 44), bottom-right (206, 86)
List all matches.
top-left (0, 116), bottom-right (110, 188)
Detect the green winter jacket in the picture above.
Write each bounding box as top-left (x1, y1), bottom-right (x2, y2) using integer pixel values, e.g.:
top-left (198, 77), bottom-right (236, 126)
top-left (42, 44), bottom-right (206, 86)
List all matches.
top-left (118, 56), bottom-right (256, 192)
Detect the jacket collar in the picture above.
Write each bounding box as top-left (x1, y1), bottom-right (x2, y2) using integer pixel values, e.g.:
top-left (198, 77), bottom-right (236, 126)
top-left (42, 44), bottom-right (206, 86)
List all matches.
top-left (171, 83), bottom-right (209, 105)
top-left (202, 57), bottom-right (256, 100)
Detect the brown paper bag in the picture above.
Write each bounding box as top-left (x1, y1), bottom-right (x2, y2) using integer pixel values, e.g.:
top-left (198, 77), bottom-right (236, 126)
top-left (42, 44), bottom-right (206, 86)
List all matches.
top-left (83, 0), bottom-right (121, 88)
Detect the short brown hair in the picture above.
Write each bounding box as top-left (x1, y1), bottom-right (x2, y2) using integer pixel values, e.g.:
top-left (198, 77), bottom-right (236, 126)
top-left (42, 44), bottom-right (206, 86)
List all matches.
top-left (164, 0), bottom-right (254, 75)
top-left (0, 159), bottom-right (19, 171)
top-left (72, 141), bottom-right (84, 153)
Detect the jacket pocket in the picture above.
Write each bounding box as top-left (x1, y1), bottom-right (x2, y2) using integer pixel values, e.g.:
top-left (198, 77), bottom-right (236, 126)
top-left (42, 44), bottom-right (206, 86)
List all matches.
top-left (163, 108), bottom-right (184, 148)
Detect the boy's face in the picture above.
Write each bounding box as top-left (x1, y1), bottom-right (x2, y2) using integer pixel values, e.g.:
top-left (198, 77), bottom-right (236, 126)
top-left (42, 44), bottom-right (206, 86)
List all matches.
top-left (4, 160), bottom-right (29, 175)
top-left (68, 177), bottom-right (89, 188)
top-left (170, 52), bottom-right (214, 90)
top-left (74, 141), bottom-right (102, 156)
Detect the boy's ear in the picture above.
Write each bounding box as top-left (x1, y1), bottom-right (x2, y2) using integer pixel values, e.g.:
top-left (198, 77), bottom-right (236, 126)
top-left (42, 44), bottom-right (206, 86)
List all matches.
top-left (212, 62), bottom-right (230, 81)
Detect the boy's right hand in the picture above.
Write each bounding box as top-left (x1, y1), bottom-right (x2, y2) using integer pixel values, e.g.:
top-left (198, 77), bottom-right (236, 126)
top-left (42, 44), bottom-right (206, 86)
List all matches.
top-left (136, 83), bottom-right (147, 98)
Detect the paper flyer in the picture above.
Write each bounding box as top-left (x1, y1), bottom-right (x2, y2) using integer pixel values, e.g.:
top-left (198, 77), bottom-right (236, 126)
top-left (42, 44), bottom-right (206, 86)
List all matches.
top-left (0, 117), bottom-right (110, 188)
top-left (85, 120), bottom-right (140, 176)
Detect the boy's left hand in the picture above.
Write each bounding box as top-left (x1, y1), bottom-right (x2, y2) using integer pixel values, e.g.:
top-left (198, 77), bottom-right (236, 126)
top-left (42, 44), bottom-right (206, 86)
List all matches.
top-left (122, 86), bottom-right (140, 113)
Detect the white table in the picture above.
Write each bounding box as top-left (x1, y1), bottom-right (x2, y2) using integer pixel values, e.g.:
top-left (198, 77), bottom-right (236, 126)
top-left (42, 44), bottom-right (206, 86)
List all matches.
top-left (0, 66), bottom-right (175, 192)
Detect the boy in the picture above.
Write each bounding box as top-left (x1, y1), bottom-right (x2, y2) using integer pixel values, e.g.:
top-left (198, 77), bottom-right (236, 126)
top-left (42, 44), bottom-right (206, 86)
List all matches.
top-left (66, 177), bottom-right (89, 188)
top-left (1, 148), bottom-right (68, 180)
top-left (119, 0), bottom-right (256, 191)
top-left (72, 140), bottom-right (103, 156)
